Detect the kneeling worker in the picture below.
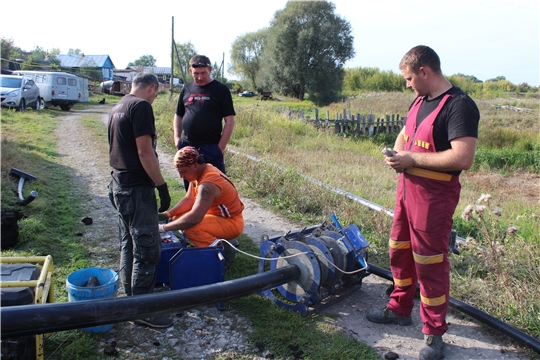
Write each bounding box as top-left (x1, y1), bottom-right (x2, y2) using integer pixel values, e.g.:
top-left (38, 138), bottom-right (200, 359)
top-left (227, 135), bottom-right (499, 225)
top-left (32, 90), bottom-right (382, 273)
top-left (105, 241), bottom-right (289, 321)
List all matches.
top-left (159, 146), bottom-right (244, 262)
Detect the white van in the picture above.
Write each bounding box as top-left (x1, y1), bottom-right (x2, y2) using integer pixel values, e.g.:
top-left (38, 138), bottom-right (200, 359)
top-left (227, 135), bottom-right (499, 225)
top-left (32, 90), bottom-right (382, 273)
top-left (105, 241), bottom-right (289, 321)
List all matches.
top-left (12, 71), bottom-right (89, 111)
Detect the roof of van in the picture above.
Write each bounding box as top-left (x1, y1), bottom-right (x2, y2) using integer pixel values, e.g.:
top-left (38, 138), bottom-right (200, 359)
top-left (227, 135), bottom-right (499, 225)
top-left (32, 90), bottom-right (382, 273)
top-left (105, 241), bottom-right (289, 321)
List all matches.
top-left (0, 74), bottom-right (30, 79)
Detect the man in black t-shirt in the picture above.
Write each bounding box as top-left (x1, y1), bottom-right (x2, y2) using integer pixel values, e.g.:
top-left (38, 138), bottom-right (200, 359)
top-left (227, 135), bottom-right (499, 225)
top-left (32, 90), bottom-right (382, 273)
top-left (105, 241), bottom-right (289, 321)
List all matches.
top-left (173, 55), bottom-right (235, 189)
top-left (366, 46), bottom-right (480, 360)
top-left (108, 73), bottom-right (172, 329)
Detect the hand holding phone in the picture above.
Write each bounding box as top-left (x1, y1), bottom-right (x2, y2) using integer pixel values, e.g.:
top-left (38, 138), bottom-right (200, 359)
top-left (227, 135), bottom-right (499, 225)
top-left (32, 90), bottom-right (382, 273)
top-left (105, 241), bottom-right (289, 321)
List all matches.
top-left (382, 148), bottom-right (402, 173)
top-left (381, 148), bottom-right (395, 157)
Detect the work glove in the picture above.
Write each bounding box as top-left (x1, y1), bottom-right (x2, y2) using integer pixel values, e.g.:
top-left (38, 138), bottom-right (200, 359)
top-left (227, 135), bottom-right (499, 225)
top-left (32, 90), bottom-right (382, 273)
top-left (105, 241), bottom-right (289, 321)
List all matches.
top-left (156, 183), bottom-right (171, 212)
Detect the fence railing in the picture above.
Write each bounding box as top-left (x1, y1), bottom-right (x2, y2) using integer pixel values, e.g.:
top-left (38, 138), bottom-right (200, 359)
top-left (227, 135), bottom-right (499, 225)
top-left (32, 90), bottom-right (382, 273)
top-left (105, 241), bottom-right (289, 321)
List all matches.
top-left (282, 108), bottom-right (405, 136)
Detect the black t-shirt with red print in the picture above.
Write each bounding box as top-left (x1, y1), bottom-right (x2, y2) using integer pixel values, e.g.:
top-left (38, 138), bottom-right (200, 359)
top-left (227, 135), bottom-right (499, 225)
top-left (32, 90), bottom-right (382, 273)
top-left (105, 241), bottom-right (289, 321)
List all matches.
top-left (176, 80), bottom-right (235, 146)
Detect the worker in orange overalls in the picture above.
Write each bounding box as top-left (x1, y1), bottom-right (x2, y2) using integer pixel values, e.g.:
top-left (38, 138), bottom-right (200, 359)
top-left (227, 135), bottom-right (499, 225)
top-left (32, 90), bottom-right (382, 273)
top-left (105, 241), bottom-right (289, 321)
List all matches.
top-left (366, 45), bottom-right (479, 360)
top-left (159, 146), bottom-right (244, 266)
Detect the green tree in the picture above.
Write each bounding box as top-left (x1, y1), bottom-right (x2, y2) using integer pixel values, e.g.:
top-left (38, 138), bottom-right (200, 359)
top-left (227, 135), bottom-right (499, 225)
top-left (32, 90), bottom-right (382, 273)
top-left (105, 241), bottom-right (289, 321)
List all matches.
top-left (31, 47), bottom-right (47, 61)
top-left (68, 48), bottom-right (82, 55)
top-left (47, 48), bottom-right (61, 68)
top-left (447, 74), bottom-right (483, 97)
top-left (343, 67), bottom-right (405, 93)
top-left (261, 1), bottom-right (354, 104)
top-left (172, 41), bottom-right (197, 84)
top-left (1, 37), bottom-right (22, 69)
top-left (127, 54), bottom-right (157, 67)
top-left (229, 29), bottom-right (267, 91)
top-left (211, 61), bottom-right (228, 83)
top-left (48, 56), bottom-right (61, 69)
top-left (21, 46), bottom-right (48, 70)
top-left (485, 75), bottom-right (506, 82)
top-left (454, 73), bottom-right (483, 83)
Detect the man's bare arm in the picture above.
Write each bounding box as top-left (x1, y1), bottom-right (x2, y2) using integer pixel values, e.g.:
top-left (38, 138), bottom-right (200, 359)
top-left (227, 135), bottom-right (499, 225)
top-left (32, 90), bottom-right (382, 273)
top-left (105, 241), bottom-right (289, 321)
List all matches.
top-left (164, 182), bottom-right (220, 231)
top-left (173, 113), bottom-right (184, 149)
top-left (135, 135), bottom-right (165, 186)
top-left (393, 127), bottom-right (406, 152)
top-left (218, 115), bottom-right (235, 152)
top-left (388, 136), bottom-right (477, 172)
top-left (166, 185), bottom-right (195, 218)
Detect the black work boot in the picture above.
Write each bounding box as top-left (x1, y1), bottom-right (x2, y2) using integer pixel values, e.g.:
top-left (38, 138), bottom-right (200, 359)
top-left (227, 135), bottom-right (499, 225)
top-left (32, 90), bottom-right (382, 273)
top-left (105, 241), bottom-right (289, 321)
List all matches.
top-left (419, 334), bottom-right (444, 360)
top-left (366, 305), bottom-right (412, 326)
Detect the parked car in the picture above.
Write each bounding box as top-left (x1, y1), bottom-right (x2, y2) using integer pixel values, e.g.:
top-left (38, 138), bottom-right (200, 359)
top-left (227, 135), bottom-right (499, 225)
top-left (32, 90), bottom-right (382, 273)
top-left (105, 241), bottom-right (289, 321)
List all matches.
top-left (239, 91), bottom-right (256, 97)
top-left (0, 75), bottom-right (42, 111)
top-left (12, 71), bottom-right (88, 111)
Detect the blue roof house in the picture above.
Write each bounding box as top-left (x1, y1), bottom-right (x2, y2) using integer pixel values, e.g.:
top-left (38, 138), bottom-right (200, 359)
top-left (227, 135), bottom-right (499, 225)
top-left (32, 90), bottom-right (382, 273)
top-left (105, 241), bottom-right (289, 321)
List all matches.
top-left (56, 54), bottom-right (115, 80)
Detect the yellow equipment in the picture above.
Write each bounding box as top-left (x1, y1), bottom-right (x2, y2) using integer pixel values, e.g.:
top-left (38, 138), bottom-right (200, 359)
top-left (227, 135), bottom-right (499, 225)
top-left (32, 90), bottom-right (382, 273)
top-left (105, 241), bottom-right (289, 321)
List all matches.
top-left (0, 255), bottom-right (54, 360)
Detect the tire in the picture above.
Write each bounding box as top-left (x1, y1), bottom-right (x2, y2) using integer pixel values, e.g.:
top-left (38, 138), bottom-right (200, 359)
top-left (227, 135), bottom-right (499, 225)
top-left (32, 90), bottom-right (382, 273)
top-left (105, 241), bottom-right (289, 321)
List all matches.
top-left (17, 99), bottom-right (26, 111)
top-left (60, 104), bottom-right (72, 111)
top-left (33, 97), bottom-right (44, 110)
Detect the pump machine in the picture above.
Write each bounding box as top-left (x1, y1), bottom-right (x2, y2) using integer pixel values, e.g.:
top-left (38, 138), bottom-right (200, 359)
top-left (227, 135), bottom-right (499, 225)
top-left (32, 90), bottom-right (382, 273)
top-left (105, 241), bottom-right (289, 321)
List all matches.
top-left (258, 213), bottom-right (370, 315)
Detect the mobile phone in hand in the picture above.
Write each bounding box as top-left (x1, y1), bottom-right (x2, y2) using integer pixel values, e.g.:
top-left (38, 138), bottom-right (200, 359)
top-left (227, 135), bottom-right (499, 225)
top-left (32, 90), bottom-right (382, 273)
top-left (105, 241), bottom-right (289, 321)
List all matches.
top-left (382, 148), bottom-right (395, 157)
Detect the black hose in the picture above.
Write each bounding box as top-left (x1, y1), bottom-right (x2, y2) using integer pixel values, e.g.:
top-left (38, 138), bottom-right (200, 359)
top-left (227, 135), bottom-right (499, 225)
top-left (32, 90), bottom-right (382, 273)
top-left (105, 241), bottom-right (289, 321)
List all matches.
top-left (367, 263), bottom-right (540, 354)
top-left (1, 265), bottom-right (300, 338)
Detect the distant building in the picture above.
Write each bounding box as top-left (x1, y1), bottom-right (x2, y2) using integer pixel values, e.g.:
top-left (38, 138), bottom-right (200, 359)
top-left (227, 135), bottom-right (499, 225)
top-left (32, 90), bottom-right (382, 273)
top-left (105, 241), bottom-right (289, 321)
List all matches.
top-left (99, 66), bottom-right (181, 95)
top-left (56, 54), bottom-right (115, 80)
top-left (127, 66), bottom-right (180, 85)
top-left (112, 68), bottom-right (137, 82)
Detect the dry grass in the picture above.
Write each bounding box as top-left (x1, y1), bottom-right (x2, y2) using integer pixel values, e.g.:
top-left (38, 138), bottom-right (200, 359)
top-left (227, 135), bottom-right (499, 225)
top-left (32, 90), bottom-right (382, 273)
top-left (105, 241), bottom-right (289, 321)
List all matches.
top-left (452, 194), bottom-right (540, 339)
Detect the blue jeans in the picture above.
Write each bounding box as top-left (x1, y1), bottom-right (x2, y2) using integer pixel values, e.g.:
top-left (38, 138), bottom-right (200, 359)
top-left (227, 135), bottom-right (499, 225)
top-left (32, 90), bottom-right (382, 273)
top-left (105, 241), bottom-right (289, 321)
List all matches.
top-left (108, 179), bottom-right (161, 296)
top-left (178, 141), bottom-right (225, 190)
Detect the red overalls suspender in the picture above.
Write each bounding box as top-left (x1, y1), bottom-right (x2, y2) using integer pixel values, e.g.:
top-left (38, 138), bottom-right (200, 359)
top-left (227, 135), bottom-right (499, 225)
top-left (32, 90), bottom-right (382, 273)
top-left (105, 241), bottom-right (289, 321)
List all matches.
top-left (387, 94), bottom-right (462, 336)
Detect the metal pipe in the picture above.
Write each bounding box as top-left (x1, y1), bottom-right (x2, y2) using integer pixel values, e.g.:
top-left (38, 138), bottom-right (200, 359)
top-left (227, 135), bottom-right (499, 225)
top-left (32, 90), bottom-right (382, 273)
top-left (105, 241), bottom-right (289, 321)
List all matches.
top-left (10, 167), bottom-right (38, 205)
top-left (1, 265), bottom-right (300, 338)
top-left (367, 263), bottom-right (540, 354)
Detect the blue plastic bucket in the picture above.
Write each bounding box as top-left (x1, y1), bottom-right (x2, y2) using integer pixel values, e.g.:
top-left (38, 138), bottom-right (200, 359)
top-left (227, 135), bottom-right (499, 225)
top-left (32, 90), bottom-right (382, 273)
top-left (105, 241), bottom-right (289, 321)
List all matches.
top-left (66, 268), bottom-right (119, 333)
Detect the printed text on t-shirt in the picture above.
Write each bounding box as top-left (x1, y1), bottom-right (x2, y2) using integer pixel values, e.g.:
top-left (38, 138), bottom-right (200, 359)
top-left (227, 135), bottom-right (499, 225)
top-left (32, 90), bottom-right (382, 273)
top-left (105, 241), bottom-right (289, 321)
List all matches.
top-left (186, 93), bottom-right (210, 105)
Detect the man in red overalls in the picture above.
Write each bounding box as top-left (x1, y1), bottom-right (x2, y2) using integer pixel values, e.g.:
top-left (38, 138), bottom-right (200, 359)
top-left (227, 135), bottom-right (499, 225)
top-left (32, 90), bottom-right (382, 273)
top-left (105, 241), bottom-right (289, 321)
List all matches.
top-left (366, 45), bottom-right (480, 360)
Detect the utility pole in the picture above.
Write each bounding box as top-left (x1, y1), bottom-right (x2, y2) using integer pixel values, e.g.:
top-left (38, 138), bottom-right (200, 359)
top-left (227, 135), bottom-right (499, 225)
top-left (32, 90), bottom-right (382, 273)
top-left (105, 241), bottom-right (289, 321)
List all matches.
top-left (170, 16), bottom-right (174, 100)
top-left (222, 52), bottom-right (225, 82)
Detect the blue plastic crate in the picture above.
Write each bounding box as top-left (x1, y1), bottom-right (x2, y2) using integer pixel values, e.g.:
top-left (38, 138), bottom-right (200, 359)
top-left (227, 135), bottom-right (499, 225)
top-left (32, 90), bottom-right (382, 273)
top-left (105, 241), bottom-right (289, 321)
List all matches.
top-left (169, 246), bottom-right (225, 290)
top-left (156, 240), bottom-right (185, 284)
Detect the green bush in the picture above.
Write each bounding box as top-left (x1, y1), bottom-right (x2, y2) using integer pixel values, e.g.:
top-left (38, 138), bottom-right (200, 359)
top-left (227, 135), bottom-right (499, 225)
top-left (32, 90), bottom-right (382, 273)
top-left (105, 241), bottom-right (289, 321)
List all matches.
top-left (473, 148), bottom-right (540, 173)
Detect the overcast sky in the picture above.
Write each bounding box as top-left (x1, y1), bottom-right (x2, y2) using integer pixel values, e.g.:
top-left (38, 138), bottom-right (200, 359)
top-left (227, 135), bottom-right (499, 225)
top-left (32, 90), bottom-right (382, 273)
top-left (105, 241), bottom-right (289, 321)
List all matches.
top-left (1, 0), bottom-right (538, 86)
